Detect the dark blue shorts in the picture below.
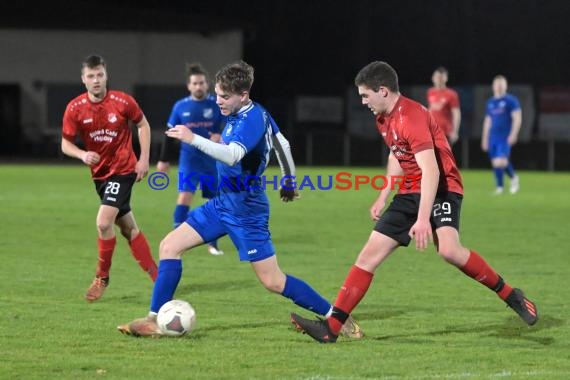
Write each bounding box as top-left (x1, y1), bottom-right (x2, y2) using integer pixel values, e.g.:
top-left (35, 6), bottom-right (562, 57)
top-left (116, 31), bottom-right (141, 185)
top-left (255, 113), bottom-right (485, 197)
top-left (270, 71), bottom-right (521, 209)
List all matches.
top-left (185, 199), bottom-right (275, 262)
top-left (488, 140), bottom-right (511, 160)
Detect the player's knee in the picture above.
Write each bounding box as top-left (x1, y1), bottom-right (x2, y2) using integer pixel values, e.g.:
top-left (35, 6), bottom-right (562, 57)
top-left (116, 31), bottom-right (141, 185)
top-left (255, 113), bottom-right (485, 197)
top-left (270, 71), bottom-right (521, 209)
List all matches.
top-left (159, 238), bottom-right (181, 259)
top-left (260, 276), bottom-right (285, 294)
top-left (436, 246), bottom-right (462, 265)
top-left (492, 158), bottom-right (508, 168)
top-left (438, 245), bottom-right (470, 267)
top-left (96, 220), bottom-right (114, 234)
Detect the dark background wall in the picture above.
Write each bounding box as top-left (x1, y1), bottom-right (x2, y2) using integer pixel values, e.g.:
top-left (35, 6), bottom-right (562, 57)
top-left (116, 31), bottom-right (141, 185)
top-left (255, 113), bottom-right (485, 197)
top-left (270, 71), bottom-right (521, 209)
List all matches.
top-left (3, 0), bottom-right (569, 98)
top-left (2, 0), bottom-right (570, 169)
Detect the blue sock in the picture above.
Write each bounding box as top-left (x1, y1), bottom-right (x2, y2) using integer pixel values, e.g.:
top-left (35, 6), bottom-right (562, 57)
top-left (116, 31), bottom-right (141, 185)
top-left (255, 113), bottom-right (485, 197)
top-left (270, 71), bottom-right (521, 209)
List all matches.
top-left (493, 168), bottom-right (504, 188)
top-left (281, 274), bottom-right (331, 316)
top-left (208, 239), bottom-right (218, 248)
top-left (505, 163), bottom-right (516, 178)
top-left (173, 205), bottom-right (189, 229)
top-left (150, 259), bottom-right (182, 313)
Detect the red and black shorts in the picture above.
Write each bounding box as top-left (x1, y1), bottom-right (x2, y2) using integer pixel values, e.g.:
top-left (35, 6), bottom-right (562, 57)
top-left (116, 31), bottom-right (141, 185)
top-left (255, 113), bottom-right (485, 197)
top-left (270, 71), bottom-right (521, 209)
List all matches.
top-left (94, 173), bottom-right (137, 218)
top-left (374, 192), bottom-right (463, 246)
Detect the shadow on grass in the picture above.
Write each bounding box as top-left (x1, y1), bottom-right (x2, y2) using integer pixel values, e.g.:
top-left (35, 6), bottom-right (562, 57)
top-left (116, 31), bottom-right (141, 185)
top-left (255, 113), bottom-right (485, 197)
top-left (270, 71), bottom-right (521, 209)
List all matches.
top-left (175, 280), bottom-right (255, 294)
top-left (371, 315), bottom-right (562, 346)
top-left (181, 320), bottom-right (287, 342)
top-left (112, 280), bottom-right (254, 305)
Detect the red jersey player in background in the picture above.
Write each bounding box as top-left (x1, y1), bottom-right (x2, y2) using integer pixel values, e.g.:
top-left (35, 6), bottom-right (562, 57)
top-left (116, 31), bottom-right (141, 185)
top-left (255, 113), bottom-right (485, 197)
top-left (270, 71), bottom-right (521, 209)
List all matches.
top-left (61, 55), bottom-right (158, 302)
top-left (291, 61), bottom-right (538, 343)
top-left (427, 66), bottom-right (461, 144)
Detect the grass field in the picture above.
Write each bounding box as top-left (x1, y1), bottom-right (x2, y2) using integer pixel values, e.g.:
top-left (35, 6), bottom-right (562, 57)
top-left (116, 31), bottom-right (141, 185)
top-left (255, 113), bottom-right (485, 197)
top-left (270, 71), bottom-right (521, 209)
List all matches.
top-left (1, 164), bottom-right (569, 379)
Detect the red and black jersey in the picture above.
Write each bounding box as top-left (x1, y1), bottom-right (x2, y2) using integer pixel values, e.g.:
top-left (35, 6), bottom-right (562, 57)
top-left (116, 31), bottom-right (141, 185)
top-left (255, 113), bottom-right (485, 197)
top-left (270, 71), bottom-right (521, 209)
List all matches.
top-left (62, 90), bottom-right (143, 180)
top-left (376, 96), bottom-right (463, 195)
top-left (426, 87), bottom-right (460, 136)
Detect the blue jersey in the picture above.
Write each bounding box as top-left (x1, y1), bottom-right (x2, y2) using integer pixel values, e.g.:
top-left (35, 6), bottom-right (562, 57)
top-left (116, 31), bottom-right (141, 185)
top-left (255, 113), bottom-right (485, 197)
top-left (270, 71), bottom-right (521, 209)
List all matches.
top-left (486, 94), bottom-right (520, 141)
top-left (167, 94), bottom-right (224, 155)
top-left (185, 102), bottom-right (284, 261)
top-left (267, 113), bottom-right (281, 135)
top-left (215, 102), bottom-right (277, 210)
top-left (218, 102), bottom-right (276, 178)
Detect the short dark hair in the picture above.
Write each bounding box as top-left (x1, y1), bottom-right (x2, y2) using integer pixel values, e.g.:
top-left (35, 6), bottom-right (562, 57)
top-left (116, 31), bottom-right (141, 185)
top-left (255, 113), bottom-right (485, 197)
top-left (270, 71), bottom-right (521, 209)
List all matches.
top-left (82, 55), bottom-right (106, 72)
top-left (215, 60), bottom-right (254, 94)
top-left (185, 62), bottom-right (208, 81)
top-left (434, 66), bottom-right (448, 75)
top-left (354, 61), bottom-right (399, 92)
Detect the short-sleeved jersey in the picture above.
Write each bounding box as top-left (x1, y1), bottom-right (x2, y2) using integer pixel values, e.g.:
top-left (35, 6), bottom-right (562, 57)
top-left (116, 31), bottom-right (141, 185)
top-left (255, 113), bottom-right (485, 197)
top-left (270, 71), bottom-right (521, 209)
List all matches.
top-left (167, 94), bottom-right (224, 158)
top-left (62, 90), bottom-right (143, 180)
top-left (215, 102), bottom-right (275, 212)
top-left (376, 96), bottom-right (463, 195)
top-left (485, 94), bottom-right (521, 141)
top-left (426, 87), bottom-right (460, 136)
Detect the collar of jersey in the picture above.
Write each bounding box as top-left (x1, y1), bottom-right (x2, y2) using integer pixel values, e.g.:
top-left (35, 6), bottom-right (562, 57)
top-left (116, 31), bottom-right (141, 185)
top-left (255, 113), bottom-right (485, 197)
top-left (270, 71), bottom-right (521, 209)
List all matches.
top-left (235, 101), bottom-right (254, 116)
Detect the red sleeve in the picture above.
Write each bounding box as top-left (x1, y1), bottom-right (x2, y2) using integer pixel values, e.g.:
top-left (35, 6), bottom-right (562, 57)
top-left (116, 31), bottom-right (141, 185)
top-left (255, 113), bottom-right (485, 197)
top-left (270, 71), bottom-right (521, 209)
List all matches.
top-left (61, 104), bottom-right (77, 142)
top-left (124, 94), bottom-right (144, 124)
top-left (449, 90), bottom-right (460, 108)
top-left (403, 108), bottom-right (434, 154)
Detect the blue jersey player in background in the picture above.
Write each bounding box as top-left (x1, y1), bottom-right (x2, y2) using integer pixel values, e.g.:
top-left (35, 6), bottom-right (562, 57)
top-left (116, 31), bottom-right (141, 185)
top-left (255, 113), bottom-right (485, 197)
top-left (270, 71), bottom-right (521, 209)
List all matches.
top-left (157, 63), bottom-right (225, 255)
top-left (118, 60), bottom-right (362, 338)
top-left (481, 75), bottom-right (522, 195)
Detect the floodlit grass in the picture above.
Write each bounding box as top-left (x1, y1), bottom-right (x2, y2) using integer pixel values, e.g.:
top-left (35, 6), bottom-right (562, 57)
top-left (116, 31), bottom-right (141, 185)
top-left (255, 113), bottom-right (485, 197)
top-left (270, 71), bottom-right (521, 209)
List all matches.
top-left (1, 164), bottom-right (569, 379)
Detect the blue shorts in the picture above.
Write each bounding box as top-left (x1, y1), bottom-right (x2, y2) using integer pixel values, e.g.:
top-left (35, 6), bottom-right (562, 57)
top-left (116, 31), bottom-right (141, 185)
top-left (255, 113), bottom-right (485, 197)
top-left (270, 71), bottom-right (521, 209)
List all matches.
top-left (185, 199), bottom-right (275, 262)
top-left (488, 140), bottom-right (511, 160)
top-left (178, 149), bottom-right (218, 198)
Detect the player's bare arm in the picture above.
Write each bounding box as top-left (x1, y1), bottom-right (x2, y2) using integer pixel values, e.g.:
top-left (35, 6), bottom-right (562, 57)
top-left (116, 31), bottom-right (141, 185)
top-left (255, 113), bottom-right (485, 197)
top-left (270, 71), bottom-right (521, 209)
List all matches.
top-left (481, 115), bottom-right (491, 151)
top-left (450, 107), bottom-right (461, 144)
top-left (408, 149), bottom-right (439, 251)
top-left (61, 138), bottom-right (100, 166)
top-left (370, 152), bottom-right (403, 221)
top-left (135, 115), bottom-right (151, 181)
top-left (507, 109), bottom-right (522, 146)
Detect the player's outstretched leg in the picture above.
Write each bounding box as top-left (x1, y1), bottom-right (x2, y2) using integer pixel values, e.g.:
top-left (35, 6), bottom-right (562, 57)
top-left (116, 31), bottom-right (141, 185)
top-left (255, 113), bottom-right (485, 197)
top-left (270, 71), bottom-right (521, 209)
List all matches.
top-left (279, 273), bottom-right (363, 339)
top-left (291, 313), bottom-right (363, 340)
top-left (505, 288), bottom-right (538, 325)
top-left (457, 250), bottom-right (538, 326)
top-left (118, 259), bottom-right (182, 337)
top-left (117, 314), bottom-right (164, 337)
top-left (290, 313), bottom-right (338, 343)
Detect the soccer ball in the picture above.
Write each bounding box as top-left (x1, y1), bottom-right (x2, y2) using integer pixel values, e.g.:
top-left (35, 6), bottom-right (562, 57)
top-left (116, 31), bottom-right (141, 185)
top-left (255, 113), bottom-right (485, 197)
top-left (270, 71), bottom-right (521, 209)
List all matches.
top-left (157, 300), bottom-right (196, 337)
